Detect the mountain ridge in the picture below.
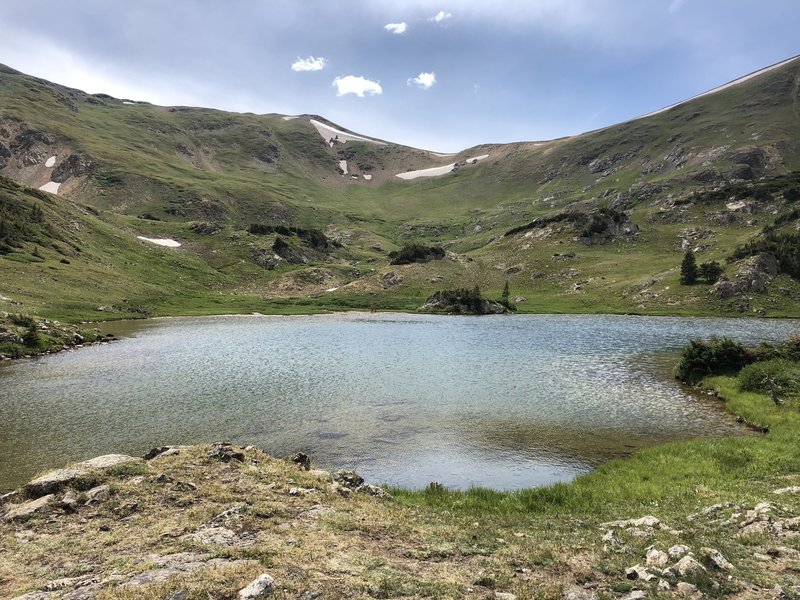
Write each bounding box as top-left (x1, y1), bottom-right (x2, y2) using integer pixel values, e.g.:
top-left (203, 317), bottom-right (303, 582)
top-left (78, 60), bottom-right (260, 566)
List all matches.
top-left (0, 56), bottom-right (799, 323)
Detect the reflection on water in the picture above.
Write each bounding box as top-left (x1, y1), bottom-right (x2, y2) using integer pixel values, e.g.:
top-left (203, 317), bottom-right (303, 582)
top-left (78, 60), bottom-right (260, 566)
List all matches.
top-left (0, 313), bottom-right (797, 491)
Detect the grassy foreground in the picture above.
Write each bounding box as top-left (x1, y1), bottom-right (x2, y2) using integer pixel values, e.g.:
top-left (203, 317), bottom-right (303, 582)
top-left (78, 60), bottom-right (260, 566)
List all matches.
top-left (1, 376), bottom-right (799, 599)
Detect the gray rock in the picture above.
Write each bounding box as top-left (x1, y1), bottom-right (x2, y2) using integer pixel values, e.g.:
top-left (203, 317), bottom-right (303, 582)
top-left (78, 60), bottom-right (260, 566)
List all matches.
top-left (207, 443), bottom-right (245, 462)
top-left (43, 576), bottom-right (99, 592)
top-left (25, 455), bottom-right (142, 498)
top-left (239, 573), bottom-right (274, 599)
top-left (562, 587), bottom-right (597, 600)
top-left (645, 548), bottom-right (669, 568)
top-left (333, 470), bottom-right (364, 489)
top-left (676, 582), bottom-right (699, 597)
top-left (84, 484), bottom-right (111, 505)
top-left (184, 525), bottom-right (242, 547)
top-left (600, 515), bottom-right (660, 529)
top-left (11, 593), bottom-right (56, 600)
top-left (358, 483), bottom-right (391, 499)
top-left (625, 565), bottom-right (655, 582)
top-left (59, 490), bottom-right (78, 512)
top-left (672, 555), bottom-right (706, 577)
top-left (118, 552), bottom-right (210, 588)
top-left (1, 490), bottom-right (20, 505)
top-left (3, 494), bottom-right (54, 522)
top-left (153, 447), bottom-right (181, 459)
top-left (773, 486), bottom-right (800, 495)
top-left (702, 547), bottom-right (734, 570)
top-left (494, 593), bottom-right (517, 600)
top-left (291, 452), bottom-right (311, 470)
top-left (620, 591), bottom-right (646, 600)
top-left (668, 544), bottom-right (691, 558)
top-left (61, 586), bottom-right (102, 600)
top-left (25, 468), bottom-right (86, 497)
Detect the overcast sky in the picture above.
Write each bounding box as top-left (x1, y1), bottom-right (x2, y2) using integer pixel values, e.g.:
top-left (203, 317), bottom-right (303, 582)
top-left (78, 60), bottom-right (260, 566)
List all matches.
top-left (1, 0), bottom-right (798, 152)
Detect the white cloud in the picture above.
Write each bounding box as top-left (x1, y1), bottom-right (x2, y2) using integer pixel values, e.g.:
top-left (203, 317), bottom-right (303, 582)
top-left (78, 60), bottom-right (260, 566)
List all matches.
top-left (333, 75), bottom-right (383, 97)
top-left (431, 10), bottom-right (452, 23)
top-left (408, 71), bottom-right (436, 90)
top-left (291, 56), bottom-right (326, 72)
top-left (384, 22), bottom-right (408, 34)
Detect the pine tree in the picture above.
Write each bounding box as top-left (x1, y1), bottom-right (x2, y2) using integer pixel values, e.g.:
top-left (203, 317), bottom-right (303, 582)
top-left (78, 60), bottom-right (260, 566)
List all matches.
top-left (680, 249), bottom-right (698, 285)
top-left (699, 261), bottom-right (723, 284)
top-left (501, 281), bottom-right (510, 304)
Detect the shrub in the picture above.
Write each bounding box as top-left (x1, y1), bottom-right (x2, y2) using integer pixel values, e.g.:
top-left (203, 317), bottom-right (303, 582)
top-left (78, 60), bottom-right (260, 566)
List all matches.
top-left (699, 261), bottom-right (723, 284)
top-left (388, 244), bottom-right (445, 265)
top-left (22, 322), bottom-right (40, 348)
top-left (675, 337), bottom-right (751, 383)
top-left (738, 359), bottom-right (800, 398)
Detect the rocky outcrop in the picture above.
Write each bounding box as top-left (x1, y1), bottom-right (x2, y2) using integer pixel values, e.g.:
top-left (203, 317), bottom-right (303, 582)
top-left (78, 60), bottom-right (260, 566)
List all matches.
top-left (51, 153), bottom-right (95, 183)
top-left (24, 454), bottom-right (142, 498)
top-left (712, 252), bottom-right (778, 299)
top-left (421, 290), bottom-right (508, 315)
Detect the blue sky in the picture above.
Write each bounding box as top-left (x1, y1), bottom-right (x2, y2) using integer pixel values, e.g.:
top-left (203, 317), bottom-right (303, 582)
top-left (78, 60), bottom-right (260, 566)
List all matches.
top-left (1, 0), bottom-right (798, 152)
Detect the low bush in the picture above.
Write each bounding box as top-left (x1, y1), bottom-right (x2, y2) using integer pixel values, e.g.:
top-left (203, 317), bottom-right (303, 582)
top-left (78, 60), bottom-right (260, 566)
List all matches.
top-left (388, 244), bottom-right (445, 265)
top-left (738, 359), bottom-right (800, 398)
top-left (674, 337), bottom-right (751, 383)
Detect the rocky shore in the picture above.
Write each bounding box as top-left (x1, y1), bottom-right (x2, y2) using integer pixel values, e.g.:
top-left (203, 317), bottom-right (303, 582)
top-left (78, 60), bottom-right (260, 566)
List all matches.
top-left (2, 443), bottom-right (799, 599)
top-left (0, 313), bottom-right (113, 360)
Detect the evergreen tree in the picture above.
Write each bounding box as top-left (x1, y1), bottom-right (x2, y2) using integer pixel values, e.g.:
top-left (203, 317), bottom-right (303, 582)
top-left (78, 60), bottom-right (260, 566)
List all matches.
top-left (501, 281), bottom-right (510, 304)
top-left (23, 322), bottom-right (40, 348)
top-left (680, 249), bottom-right (698, 285)
top-left (699, 261), bottom-right (723, 284)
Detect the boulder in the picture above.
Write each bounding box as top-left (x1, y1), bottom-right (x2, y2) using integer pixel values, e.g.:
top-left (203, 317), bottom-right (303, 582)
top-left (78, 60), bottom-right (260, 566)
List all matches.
top-left (84, 484), bottom-right (111, 505)
top-left (333, 470), bottom-right (364, 489)
top-left (645, 548), bottom-right (670, 568)
top-left (25, 454), bottom-right (142, 498)
top-left (207, 443), bottom-right (245, 462)
top-left (239, 573), bottom-right (274, 599)
top-left (668, 544), bottom-right (691, 558)
top-left (3, 494), bottom-right (54, 522)
top-left (291, 452), bottom-right (311, 470)
top-left (701, 547), bottom-right (734, 570)
top-left (672, 555), bottom-right (706, 577)
top-left (25, 468), bottom-right (86, 497)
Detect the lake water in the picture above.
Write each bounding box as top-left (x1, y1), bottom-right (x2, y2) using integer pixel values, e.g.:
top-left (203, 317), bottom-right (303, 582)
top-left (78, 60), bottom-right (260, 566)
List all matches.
top-left (1, 313), bottom-right (797, 491)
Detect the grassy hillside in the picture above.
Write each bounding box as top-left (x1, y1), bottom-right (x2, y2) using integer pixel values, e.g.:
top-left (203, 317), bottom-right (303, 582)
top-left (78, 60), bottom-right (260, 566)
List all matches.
top-left (1, 58), bottom-right (800, 321)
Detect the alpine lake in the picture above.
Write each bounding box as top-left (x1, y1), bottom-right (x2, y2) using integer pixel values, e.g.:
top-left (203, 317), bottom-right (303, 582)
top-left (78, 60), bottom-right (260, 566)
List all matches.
top-left (1, 313), bottom-right (798, 492)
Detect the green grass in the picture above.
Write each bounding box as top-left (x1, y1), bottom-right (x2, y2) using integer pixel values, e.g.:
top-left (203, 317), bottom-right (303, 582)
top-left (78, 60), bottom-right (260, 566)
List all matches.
top-left (392, 374), bottom-right (800, 523)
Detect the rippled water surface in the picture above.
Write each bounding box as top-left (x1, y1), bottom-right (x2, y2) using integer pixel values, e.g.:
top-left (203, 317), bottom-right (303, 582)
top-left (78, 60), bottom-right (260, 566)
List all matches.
top-left (1, 313), bottom-right (798, 490)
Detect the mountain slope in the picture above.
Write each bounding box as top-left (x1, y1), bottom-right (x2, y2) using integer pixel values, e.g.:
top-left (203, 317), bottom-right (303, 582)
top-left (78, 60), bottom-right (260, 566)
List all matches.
top-left (1, 57), bottom-right (799, 320)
